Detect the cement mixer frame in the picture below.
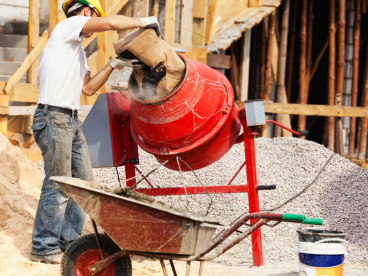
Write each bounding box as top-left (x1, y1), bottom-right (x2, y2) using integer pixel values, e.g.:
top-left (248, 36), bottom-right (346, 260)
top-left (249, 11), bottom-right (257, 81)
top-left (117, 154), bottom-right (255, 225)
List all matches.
top-left (85, 92), bottom-right (307, 267)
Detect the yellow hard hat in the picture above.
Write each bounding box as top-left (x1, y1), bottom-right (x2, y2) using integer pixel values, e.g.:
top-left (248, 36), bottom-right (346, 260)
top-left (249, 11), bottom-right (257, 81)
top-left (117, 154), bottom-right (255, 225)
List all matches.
top-left (62, 0), bottom-right (106, 17)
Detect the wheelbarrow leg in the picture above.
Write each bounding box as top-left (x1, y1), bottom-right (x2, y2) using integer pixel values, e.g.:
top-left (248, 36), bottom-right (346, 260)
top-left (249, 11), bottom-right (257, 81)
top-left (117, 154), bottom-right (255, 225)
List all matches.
top-left (185, 261), bottom-right (191, 276)
top-left (169, 259), bottom-right (178, 276)
top-left (159, 259), bottom-right (169, 276)
top-left (198, 261), bottom-right (204, 276)
top-left (91, 219), bottom-right (104, 260)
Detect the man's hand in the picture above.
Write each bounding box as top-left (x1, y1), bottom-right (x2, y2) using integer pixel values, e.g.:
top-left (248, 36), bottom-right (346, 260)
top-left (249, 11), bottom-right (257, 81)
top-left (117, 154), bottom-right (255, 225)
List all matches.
top-left (109, 57), bottom-right (144, 70)
top-left (140, 16), bottom-right (161, 36)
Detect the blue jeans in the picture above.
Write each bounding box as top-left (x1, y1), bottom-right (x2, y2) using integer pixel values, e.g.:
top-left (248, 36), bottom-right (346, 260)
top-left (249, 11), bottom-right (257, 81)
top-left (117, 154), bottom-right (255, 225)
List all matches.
top-left (31, 108), bottom-right (94, 256)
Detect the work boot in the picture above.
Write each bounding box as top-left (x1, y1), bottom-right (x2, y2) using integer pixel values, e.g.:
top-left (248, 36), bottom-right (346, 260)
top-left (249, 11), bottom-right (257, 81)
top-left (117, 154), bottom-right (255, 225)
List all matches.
top-left (30, 252), bottom-right (63, 264)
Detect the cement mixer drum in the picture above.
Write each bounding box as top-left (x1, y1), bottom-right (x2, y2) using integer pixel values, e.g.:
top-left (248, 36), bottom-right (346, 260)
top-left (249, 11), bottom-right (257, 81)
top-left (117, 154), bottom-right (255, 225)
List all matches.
top-left (129, 57), bottom-right (241, 171)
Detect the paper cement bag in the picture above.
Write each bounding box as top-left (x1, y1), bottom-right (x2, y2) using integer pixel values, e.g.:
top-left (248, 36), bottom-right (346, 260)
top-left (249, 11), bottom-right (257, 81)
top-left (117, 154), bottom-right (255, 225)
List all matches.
top-left (113, 28), bottom-right (185, 101)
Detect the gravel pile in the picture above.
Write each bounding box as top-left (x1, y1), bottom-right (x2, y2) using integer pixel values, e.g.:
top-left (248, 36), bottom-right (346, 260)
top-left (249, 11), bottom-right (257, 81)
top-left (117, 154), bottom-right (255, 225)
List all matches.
top-left (38, 137), bottom-right (368, 265)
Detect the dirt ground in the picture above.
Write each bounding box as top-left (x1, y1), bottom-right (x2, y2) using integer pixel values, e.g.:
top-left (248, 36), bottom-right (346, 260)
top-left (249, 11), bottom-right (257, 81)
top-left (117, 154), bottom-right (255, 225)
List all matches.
top-left (0, 235), bottom-right (367, 276)
top-left (0, 224), bottom-right (367, 276)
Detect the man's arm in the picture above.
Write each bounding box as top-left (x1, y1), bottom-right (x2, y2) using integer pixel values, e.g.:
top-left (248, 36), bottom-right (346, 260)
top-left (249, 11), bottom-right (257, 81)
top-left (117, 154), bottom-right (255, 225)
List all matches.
top-left (82, 58), bottom-right (142, 96)
top-left (81, 15), bottom-right (158, 95)
top-left (82, 64), bottom-right (113, 96)
top-left (82, 15), bottom-right (143, 33)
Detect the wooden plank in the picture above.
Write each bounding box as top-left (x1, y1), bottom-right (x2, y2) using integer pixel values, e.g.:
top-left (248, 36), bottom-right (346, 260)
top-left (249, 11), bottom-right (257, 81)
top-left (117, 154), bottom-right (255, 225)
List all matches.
top-left (3, 30), bottom-right (48, 94)
top-left (271, 17), bottom-right (279, 81)
top-left (192, 18), bottom-right (206, 47)
top-left (151, 0), bottom-right (159, 17)
top-left (0, 82), bottom-right (38, 103)
top-left (0, 106), bottom-right (8, 115)
top-left (96, 30), bottom-right (108, 92)
top-left (239, 29), bottom-right (251, 101)
top-left (363, 0), bottom-right (367, 13)
top-left (7, 106), bottom-right (36, 116)
top-left (192, 0), bottom-right (207, 47)
top-left (80, 93), bottom-right (99, 106)
top-left (349, 0), bottom-right (362, 155)
top-left (134, 0), bottom-right (149, 17)
top-left (181, 47), bottom-right (207, 64)
top-left (275, 0), bottom-right (290, 137)
top-left (206, 0), bottom-right (249, 44)
top-left (261, 0), bottom-right (280, 6)
top-left (328, 0), bottom-right (336, 150)
top-left (249, 0), bottom-right (261, 7)
top-left (107, 30), bottom-right (118, 59)
top-left (27, 0), bottom-right (40, 84)
top-left (180, 0), bottom-right (193, 48)
top-left (9, 133), bottom-right (34, 148)
top-left (8, 83), bottom-right (38, 103)
top-left (264, 13), bottom-right (275, 101)
top-left (165, 0), bottom-right (176, 45)
top-left (335, 0), bottom-right (346, 155)
top-left (49, 0), bottom-right (58, 34)
top-left (87, 51), bottom-right (98, 76)
top-left (236, 101), bottom-right (368, 118)
top-left (280, 87), bottom-right (292, 137)
top-left (106, 0), bottom-right (119, 57)
top-left (119, 0), bottom-right (132, 39)
top-left (193, 0), bottom-right (207, 18)
top-left (213, 6), bottom-right (258, 42)
top-left (208, 6), bottom-right (276, 51)
top-left (7, 112), bottom-right (33, 135)
top-left (207, 54), bottom-right (231, 69)
top-left (205, 0), bottom-right (218, 44)
top-left (298, 0), bottom-right (307, 132)
top-left (229, 46), bottom-right (240, 100)
top-left (358, 43), bottom-right (368, 159)
top-left (7, 117), bottom-right (24, 135)
top-left (97, 0), bottom-right (108, 93)
top-left (107, 0), bottom-right (130, 15)
top-left (0, 94), bottom-right (9, 134)
top-left (83, 34), bottom-right (97, 49)
top-left (58, 10), bottom-right (66, 22)
top-left (21, 148), bottom-right (42, 163)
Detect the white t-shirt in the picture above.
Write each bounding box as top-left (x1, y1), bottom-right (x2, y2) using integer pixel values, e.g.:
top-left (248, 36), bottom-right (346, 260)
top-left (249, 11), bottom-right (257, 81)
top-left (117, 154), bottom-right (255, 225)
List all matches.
top-left (37, 16), bottom-right (91, 110)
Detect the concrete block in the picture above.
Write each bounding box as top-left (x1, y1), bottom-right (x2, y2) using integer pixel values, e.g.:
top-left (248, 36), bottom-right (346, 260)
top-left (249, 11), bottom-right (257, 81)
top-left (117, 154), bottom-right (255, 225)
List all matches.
top-left (0, 47), bottom-right (27, 62)
top-left (0, 34), bottom-right (27, 48)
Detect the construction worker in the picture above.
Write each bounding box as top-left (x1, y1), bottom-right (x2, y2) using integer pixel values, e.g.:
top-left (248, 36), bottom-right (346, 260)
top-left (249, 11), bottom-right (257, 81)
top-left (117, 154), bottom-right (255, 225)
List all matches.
top-left (30, 0), bottom-right (158, 264)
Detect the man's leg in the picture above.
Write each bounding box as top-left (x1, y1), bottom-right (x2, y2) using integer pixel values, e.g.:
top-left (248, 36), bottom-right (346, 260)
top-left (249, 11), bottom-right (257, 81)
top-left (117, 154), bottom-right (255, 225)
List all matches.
top-left (59, 119), bottom-right (94, 251)
top-left (31, 111), bottom-right (74, 260)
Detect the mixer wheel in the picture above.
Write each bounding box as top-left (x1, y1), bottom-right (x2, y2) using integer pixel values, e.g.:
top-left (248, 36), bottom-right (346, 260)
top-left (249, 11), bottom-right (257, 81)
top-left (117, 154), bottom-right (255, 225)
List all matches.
top-left (61, 233), bottom-right (132, 276)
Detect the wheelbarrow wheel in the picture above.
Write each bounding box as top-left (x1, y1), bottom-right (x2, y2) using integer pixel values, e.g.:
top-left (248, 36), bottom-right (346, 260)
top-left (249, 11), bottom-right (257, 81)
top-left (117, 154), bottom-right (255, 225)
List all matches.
top-left (61, 233), bottom-right (132, 276)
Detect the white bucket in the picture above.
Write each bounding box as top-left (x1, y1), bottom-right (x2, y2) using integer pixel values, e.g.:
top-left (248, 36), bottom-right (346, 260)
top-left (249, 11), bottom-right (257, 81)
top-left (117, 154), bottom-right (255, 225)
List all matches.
top-left (297, 230), bottom-right (347, 276)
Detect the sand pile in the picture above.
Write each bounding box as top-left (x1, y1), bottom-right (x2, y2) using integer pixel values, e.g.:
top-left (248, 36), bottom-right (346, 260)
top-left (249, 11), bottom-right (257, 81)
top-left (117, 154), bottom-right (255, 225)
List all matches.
top-left (0, 131), bottom-right (42, 244)
top-left (0, 132), bottom-right (56, 274)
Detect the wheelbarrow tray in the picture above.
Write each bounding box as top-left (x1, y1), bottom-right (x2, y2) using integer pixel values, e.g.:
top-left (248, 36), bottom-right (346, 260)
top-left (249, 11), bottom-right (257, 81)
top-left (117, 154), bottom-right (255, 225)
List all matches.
top-left (52, 176), bottom-right (220, 256)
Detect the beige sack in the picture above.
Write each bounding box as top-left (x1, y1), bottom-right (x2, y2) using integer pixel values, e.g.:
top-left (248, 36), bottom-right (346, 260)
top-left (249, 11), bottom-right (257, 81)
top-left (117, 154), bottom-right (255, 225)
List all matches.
top-left (113, 28), bottom-right (185, 101)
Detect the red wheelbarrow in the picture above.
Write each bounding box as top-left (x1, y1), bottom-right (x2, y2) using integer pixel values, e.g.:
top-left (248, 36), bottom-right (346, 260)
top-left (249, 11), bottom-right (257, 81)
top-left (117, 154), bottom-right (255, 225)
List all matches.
top-left (52, 176), bottom-right (323, 276)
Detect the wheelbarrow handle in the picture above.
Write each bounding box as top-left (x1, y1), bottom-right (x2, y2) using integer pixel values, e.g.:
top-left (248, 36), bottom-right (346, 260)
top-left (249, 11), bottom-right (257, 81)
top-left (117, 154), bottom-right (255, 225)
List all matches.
top-left (301, 217), bottom-right (323, 225)
top-left (282, 214), bottom-right (323, 225)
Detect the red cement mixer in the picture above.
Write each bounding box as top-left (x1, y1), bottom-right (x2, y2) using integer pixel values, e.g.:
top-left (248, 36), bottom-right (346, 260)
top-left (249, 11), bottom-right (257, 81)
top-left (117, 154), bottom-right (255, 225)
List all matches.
top-left (129, 56), bottom-right (242, 171)
top-left (82, 28), bottom-right (308, 267)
